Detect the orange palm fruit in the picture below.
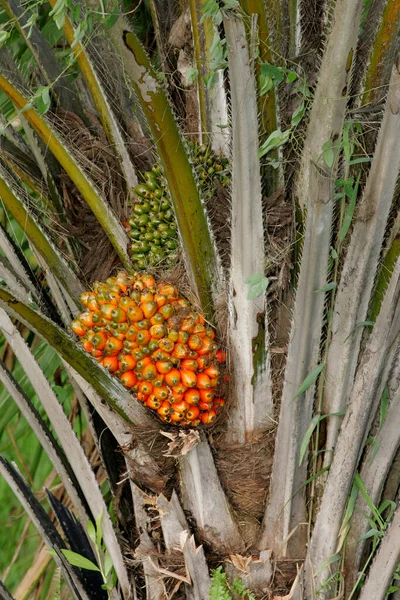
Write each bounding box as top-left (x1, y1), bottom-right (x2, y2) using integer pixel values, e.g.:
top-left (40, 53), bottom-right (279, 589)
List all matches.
top-left (137, 330), bottom-right (151, 346)
top-left (153, 386), bottom-right (169, 401)
top-left (146, 396), bottom-right (161, 410)
top-left (165, 369), bottom-right (180, 387)
top-left (104, 337), bottom-right (124, 356)
top-left (87, 296), bottom-right (99, 311)
top-left (168, 330), bottom-right (179, 342)
top-left (100, 304), bottom-right (115, 320)
top-left (102, 356), bottom-right (119, 373)
top-left (199, 400), bottom-right (213, 411)
top-left (159, 304), bottom-right (174, 319)
top-left (155, 360), bottom-right (174, 374)
top-left (111, 308), bottom-right (127, 323)
top-left (139, 381), bottom-right (153, 396)
top-left (157, 402), bottom-right (171, 417)
top-left (200, 389), bottom-right (214, 403)
top-left (119, 297), bottom-right (136, 311)
top-left (184, 389), bottom-right (200, 405)
top-left (178, 330), bottom-right (190, 343)
top-left (171, 400), bottom-right (189, 416)
top-left (91, 348), bottom-right (103, 358)
top-left (141, 274), bottom-right (156, 288)
top-left (170, 412), bottom-right (184, 423)
top-left (197, 373), bottom-right (212, 389)
top-left (141, 290), bottom-right (154, 303)
top-left (91, 311), bottom-right (104, 324)
top-left (154, 294), bottom-right (167, 307)
top-left (188, 335), bottom-right (203, 351)
top-left (142, 363), bottom-right (157, 380)
top-left (79, 312), bottom-right (94, 328)
top-left (71, 320), bottom-right (86, 336)
top-left (82, 339), bottom-right (93, 352)
top-left (181, 369), bottom-right (197, 388)
top-left (216, 349), bottom-right (227, 363)
top-left (80, 291), bottom-right (91, 307)
top-left (152, 348), bottom-right (172, 362)
top-left (158, 338), bottom-right (174, 353)
top-left (193, 324), bottom-right (206, 338)
top-left (126, 326), bottom-right (138, 341)
top-left (197, 337), bottom-right (214, 356)
top-left (91, 331), bottom-right (108, 350)
top-left (196, 357), bottom-right (210, 370)
top-left (120, 371), bottom-right (137, 388)
top-left (150, 313), bottom-right (164, 325)
top-left (136, 357), bottom-right (152, 371)
top-left (132, 347), bottom-right (145, 361)
top-left (210, 377), bottom-right (219, 387)
top-left (180, 316), bottom-right (196, 332)
top-left (204, 364), bottom-right (220, 379)
top-left (181, 359), bottom-right (198, 372)
top-left (172, 383), bottom-right (187, 395)
top-left (136, 319), bottom-right (150, 330)
top-left (150, 324), bottom-right (167, 339)
top-left (142, 301), bottom-right (158, 319)
top-left (157, 283), bottom-right (178, 298)
top-left (120, 355), bottom-right (137, 372)
top-left (186, 406), bottom-right (200, 420)
top-left (127, 305), bottom-right (144, 322)
top-left (152, 374), bottom-right (164, 387)
top-left (200, 410), bottom-right (217, 424)
top-left (213, 398), bottom-right (226, 408)
top-left (172, 343), bottom-right (189, 359)
top-left (136, 392), bottom-right (146, 402)
top-left (107, 290), bottom-right (120, 305)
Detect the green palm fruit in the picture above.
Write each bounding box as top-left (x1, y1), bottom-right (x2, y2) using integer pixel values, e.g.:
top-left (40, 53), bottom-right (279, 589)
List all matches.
top-left (127, 143), bottom-right (230, 270)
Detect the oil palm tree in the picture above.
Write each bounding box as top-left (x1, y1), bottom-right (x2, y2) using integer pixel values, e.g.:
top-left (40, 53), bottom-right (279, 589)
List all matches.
top-left (0, 0), bottom-right (400, 598)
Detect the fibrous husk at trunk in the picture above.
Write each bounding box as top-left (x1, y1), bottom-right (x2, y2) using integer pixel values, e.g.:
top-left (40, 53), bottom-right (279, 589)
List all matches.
top-left (213, 429), bottom-right (275, 546)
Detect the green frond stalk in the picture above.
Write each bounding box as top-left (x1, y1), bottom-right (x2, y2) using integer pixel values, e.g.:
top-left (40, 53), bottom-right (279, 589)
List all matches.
top-left (369, 236), bottom-right (400, 322)
top-left (0, 287), bottom-right (155, 428)
top-left (109, 21), bottom-right (221, 320)
top-left (47, 0), bottom-right (138, 190)
top-left (0, 171), bottom-right (84, 301)
top-left (240, 0), bottom-right (279, 194)
top-left (362, 1), bottom-right (400, 105)
top-left (0, 73), bottom-right (131, 269)
top-left (188, 0), bottom-right (209, 144)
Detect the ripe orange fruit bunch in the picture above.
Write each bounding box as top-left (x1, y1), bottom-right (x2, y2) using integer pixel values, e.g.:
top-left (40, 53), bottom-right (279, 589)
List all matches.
top-left (71, 271), bottom-right (226, 426)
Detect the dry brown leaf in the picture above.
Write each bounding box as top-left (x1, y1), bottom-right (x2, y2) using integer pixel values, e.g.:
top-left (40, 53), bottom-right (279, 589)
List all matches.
top-left (161, 429), bottom-right (200, 457)
top-left (227, 554), bottom-right (253, 574)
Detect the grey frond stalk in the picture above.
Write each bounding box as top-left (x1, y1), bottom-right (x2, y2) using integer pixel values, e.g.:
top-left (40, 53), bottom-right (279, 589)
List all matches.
top-left (261, 0), bottom-right (365, 559)
top-left (223, 14), bottom-right (273, 443)
top-left (356, 503), bottom-right (400, 600)
top-left (157, 491), bottom-right (212, 598)
top-left (180, 437), bottom-right (244, 553)
top-left (344, 377), bottom-right (400, 595)
top-left (323, 57), bottom-right (400, 468)
top-left (306, 259), bottom-right (400, 598)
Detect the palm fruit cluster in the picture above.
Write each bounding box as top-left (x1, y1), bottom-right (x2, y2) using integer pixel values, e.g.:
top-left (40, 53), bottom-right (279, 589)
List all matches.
top-left (128, 165), bottom-right (178, 271)
top-left (186, 142), bottom-right (230, 197)
top-left (71, 271), bottom-right (226, 427)
top-left (127, 145), bottom-right (229, 270)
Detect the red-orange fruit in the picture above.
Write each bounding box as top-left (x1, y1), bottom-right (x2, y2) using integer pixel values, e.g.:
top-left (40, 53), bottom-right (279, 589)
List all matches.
top-left (120, 371), bottom-right (137, 388)
top-left (71, 271), bottom-right (226, 427)
top-left (102, 356), bottom-right (119, 373)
